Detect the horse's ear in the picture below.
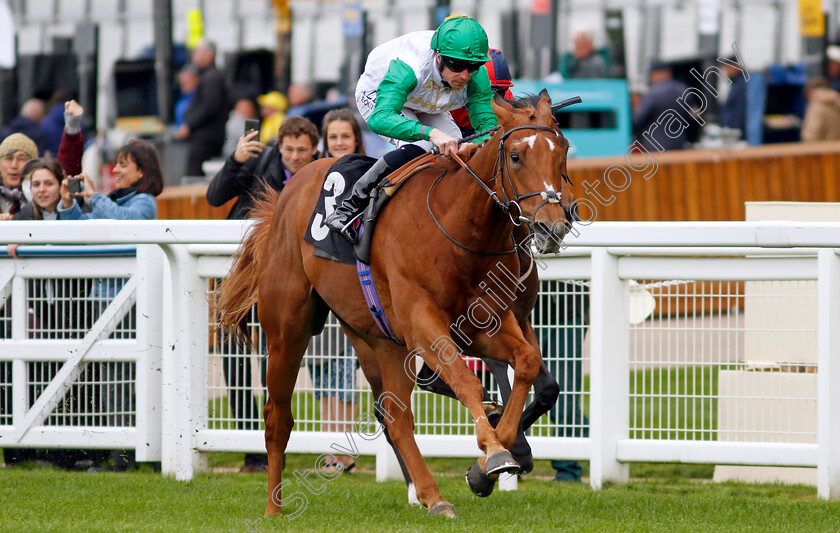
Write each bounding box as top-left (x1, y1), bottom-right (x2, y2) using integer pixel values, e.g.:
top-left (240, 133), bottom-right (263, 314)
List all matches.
top-left (536, 96), bottom-right (553, 124)
top-left (492, 94), bottom-right (514, 119)
top-left (538, 88), bottom-right (552, 105)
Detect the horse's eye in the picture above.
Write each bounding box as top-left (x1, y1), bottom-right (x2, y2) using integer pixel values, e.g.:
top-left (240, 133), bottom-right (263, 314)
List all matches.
top-left (510, 152), bottom-right (520, 163)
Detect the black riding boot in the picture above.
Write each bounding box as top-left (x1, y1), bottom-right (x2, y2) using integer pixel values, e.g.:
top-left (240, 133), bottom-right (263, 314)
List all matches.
top-left (325, 156), bottom-right (392, 242)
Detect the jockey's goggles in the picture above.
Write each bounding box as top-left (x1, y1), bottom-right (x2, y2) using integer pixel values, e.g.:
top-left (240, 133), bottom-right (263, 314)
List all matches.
top-left (441, 55), bottom-right (484, 73)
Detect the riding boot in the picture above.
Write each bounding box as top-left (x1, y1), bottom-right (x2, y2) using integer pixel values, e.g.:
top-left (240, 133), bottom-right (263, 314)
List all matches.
top-left (325, 156), bottom-right (392, 241)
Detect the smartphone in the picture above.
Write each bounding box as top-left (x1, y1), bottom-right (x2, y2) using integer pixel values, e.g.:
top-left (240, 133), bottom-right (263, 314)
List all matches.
top-left (244, 119), bottom-right (261, 137)
top-left (67, 177), bottom-right (83, 193)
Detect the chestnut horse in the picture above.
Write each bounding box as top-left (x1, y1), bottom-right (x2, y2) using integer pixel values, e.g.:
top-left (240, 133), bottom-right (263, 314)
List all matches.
top-left (216, 95), bottom-right (574, 518)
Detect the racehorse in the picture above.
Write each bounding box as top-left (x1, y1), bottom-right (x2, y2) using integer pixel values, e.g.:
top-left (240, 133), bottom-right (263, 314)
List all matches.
top-left (215, 93), bottom-right (575, 518)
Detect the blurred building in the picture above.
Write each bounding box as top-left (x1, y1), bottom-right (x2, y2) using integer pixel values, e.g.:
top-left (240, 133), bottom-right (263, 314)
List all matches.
top-left (2, 0), bottom-right (839, 132)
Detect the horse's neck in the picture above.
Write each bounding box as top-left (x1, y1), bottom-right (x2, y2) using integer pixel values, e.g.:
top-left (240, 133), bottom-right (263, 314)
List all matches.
top-left (436, 131), bottom-right (513, 245)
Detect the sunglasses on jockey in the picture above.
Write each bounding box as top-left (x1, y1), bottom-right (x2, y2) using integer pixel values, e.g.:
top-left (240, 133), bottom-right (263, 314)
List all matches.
top-left (440, 55), bottom-right (484, 73)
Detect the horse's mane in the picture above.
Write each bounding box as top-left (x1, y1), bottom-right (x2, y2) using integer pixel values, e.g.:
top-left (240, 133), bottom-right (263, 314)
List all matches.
top-left (505, 94), bottom-right (544, 110)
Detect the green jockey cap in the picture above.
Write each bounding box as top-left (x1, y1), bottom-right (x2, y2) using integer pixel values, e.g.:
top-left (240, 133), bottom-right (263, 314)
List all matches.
top-left (430, 15), bottom-right (489, 63)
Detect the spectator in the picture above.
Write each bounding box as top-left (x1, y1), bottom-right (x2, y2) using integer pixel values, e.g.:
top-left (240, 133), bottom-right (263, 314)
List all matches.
top-left (224, 98), bottom-right (259, 157)
top-left (176, 39), bottom-right (228, 176)
top-left (206, 115), bottom-right (318, 472)
top-left (0, 133), bottom-right (38, 218)
top-left (801, 77), bottom-right (840, 142)
top-left (174, 64), bottom-right (200, 128)
top-left (256, 91), bottom-right (288, 146)
top-left (57, 139), bottom-right (162, 221)
top-left (632, 60), bottom-right (690, 152)
top-left (207, 115), bottom-right (319, 219)
top-left (717, 58), bottom-right (748, 135)
top-left (567, 29), bottom-right (608, 79)
top-left (11, 158), bottom-right (64, 222)
top-left (11, 99), bottom-right (86, 220)
top-left (827, 45), bottom-right (840, 93)
top-left (17, 100), bottom-right (86, 205)
top-left (1, 99), bottom-right (49, 155)
top-left (320, 108), bottom-right (366, 158)
top-left (40, 89), bottom-right (75, 157)
top-left (285, 83), bottom-right (314, 117)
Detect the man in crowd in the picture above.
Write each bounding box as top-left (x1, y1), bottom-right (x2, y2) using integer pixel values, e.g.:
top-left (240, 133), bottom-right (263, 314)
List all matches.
top-left (801, 77), bottom-right (840, 142)
top-left (632, 60), bottom-right (689, 151)
top-left (177, 39), bottom-right (228, 176)
top-left (1, 99), bottom-right (48, 155)
top-left (567, 29), bottom-right (608, 79)
top-left (0, 133), bottom-right (38, 218)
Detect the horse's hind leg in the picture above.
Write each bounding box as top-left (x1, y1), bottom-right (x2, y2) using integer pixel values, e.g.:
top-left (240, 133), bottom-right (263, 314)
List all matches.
top-left (260, 284), bottom-right (328, 517)
top-left (351, 335), bottom-right (454, 517)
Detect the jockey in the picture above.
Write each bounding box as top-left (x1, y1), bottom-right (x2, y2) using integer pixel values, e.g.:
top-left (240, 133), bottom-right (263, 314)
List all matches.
top-left (325, 14), bottom-right (499, 241)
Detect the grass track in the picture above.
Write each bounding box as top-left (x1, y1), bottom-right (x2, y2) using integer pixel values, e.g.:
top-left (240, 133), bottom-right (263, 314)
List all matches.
top-left (2, 457), bottom-right (839, 533)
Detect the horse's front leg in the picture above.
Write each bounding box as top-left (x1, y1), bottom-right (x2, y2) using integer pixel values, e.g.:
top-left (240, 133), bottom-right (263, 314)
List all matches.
top-left (468, 311), bottom-right (541, 454)
top-left (405, 304), bottom-right (508, 463)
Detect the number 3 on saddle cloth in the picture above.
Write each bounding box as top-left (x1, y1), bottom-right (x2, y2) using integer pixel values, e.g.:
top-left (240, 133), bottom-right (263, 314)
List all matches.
top-left (304, 153), bottom-right (436, 344)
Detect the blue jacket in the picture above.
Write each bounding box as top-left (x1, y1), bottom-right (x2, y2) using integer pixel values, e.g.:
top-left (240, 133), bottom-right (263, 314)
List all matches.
top-left (57, 189), bottom-right (157, 220)
top-left (632, 77), bottom-right (690, 151)
top-left (717, 76), bottom-right (747, 133)
top-left (41, 103), bottom-right (66, 157)
top-left (1, 116), bottom-right (50, 155)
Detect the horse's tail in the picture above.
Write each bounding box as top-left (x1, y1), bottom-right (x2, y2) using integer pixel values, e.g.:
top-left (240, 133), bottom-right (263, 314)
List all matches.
top-left (214, 187), bottom-right (280, 348)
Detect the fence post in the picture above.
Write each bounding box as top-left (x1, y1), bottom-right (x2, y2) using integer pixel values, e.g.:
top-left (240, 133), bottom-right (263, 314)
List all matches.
top-left (817, 249), bottom-right (840, 499)
top-left (134, 245), bottom-right (163, 462)
top-left (588, 248), bottom-right (629, 489)
top-left (159, 244), bottom-right (208, 480)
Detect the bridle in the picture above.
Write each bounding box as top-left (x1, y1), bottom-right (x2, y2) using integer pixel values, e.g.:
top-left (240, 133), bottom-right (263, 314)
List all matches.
top-left (493, 125), bottom-right (572, 227)
top-left (426, 123), bottom-right (573, 255)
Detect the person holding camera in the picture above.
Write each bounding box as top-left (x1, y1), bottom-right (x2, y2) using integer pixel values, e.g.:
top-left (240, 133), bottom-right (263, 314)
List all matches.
top-left (206, 115), bottom-right (318, 219)
top-left (57, 139), bottom-right (163, 220)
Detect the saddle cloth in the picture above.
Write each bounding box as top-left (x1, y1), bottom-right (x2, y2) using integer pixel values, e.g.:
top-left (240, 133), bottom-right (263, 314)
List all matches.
top-left (304, 154), bottom-right (376, 265)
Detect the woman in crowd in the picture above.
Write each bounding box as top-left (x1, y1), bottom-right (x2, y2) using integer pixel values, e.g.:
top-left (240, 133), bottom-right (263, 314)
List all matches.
top-left (13, 157), bottom-right (64, 221)
top-left (57, 139), bottom-right (163, 220)
top-left (320, 108), bottom-right (366, 158)
top-left (312, 108), bottom-right (367, 473)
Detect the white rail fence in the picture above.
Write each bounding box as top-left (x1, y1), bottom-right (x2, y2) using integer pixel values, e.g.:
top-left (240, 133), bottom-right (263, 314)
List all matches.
top-left (0, 220), bottom-right (838, 500)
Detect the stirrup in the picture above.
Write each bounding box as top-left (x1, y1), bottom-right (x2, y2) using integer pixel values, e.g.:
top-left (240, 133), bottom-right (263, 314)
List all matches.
top-left (338, 213), bottom-right (363, 244)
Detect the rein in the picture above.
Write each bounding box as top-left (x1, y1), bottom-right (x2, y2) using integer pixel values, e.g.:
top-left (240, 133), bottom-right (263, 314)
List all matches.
top-left (426, 124), bottom-right (567, 256)
top-left (426, 171), bottom-right (517, 255)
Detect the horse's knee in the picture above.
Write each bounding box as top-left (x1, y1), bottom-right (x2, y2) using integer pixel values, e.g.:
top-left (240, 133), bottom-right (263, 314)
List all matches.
top-left (513, 346), bottom-right (540, 384)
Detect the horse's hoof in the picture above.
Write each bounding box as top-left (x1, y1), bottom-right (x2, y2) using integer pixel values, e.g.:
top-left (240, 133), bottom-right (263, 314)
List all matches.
top-left (485, 450), bottom-right (520, 477)
top-left (465, 462), bottom-right (496, 497)
top-left (427, 501), bottom-right (456, 518)
top-left (514, 453), bottom-right (534, 475)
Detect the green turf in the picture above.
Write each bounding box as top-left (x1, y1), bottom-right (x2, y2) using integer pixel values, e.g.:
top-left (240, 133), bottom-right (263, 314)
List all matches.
top-left (1, 461), bottom-right (837, 533)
